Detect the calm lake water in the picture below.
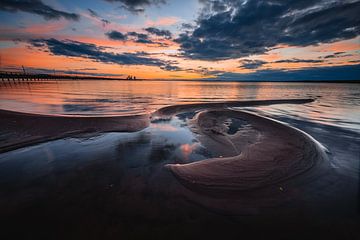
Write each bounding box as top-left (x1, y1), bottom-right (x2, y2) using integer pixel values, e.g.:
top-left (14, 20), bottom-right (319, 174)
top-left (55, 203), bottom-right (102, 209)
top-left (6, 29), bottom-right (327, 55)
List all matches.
top-left (0, 80), bottom-right (359, 131)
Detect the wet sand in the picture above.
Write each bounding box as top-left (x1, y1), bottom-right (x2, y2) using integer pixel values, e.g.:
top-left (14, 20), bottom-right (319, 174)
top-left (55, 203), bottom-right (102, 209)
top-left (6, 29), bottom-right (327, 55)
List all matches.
top-left (166, 109), bottom-right (327, 193)
top-left (0, 109), bottom-right (149, 153)
top-left (152, 98), bottom-right (314, 117)
top-left (0, 98), bottom-right (359, 239)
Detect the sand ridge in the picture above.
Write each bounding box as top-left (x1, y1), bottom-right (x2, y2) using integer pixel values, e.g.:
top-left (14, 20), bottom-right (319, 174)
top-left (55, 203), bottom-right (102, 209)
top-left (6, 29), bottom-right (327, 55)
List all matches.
top-left (166, 109), bottom-right (327, 193)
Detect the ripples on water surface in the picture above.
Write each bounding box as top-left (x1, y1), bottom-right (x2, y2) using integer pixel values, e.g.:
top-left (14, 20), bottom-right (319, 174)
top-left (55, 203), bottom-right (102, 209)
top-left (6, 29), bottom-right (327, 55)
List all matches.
top-left (0, 80), bottom-right (359, 131)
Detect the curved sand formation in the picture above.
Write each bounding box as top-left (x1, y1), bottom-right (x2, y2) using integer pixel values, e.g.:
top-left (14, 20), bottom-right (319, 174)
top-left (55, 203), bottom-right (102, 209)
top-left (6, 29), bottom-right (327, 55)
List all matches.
top-left (152, 98), bottom-right (314, 118)
top-left (0, 98), bottom-right (328, 211)
top-left (166, 108), bottom-right (327, 193)
top-left (0, 109), bottom-right (150, 153)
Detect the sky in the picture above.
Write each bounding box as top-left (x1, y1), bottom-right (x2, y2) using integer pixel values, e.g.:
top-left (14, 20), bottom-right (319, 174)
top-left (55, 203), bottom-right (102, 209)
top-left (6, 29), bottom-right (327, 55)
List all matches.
top-left (0, 0), bottom-right (359, 80)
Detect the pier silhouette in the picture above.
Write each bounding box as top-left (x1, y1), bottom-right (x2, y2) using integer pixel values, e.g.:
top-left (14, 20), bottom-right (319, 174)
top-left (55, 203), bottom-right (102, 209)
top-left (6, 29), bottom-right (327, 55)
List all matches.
top-left (0, 71), bottom-right (140, 82)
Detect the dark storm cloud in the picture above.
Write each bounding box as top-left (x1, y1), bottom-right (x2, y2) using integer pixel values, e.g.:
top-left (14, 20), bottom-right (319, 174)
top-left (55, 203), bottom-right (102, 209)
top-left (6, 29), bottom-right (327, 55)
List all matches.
top-left (0, 0), bottom-right (80, 21)
top-left (28, 38), bottom-right (180, 71)
top-left (106, 30), bottom-right (128, 41)
top-left (144, 27), bottom-right (172, 39)
top-left (176, 0), bottom-right (360, 60)
top-left (213, 64), bottom-right (360, 81)
top-left (239, 59), bottom-right (267, 69)
top-left (104, 0), bottom-right (167, 14)
top-left (274, 58), bottom-right (324, 63)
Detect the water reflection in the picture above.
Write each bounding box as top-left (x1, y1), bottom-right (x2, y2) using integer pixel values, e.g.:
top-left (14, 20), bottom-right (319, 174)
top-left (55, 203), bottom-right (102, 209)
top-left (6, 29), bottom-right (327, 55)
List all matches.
top-left (0, 81), bottom-right (359, 132)
top-left (0, 115), bottom-right (210, 188)
top-left (0, 90), bottom-right (358, 238)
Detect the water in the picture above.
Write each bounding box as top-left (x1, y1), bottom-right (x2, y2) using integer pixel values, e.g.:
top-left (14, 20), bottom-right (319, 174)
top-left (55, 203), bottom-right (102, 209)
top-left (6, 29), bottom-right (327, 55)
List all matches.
top-left (0, 80), bottom-right (359, 238)
top-left (1, 81), bottom-right (359, 132)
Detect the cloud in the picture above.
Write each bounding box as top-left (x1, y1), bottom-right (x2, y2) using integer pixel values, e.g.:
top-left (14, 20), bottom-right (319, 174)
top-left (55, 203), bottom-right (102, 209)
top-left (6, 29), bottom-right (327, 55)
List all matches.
top-left (239, 59), bottom-right (267, 69)
top-left (238, 58), bottom-right (325, 70)
top-left (145, 16), bottom-right (179, 26)
top-left (101, 19), bottom-right (111, 25)
top-left (160, 64), bottom-right (182, 71)
top-left (104, 0), bottom-right (167, 14)
top-left (88, 8), bottom-right (99, 18)
top-left (144, 27), bottom-right (172, 39)
top-left (105, 30), bottom-right (169, 45)
top-left (2, 66), bottom-right (124, 77)
top-left (27, 38), bottom-right (180, 70)
top-left (176, 0), bottom-right (360, 60)
top-left (105, 30), bottom-right (127, 41)
top-left (0, 0), bottom-right (80, 21)
top-left (182, 66), bottom-right (224, 76)
top-left (181, 23), bottom-right (194, 30)
top-left (322, 52), bottom-right (353, 59)
top-left (87, 8), bottom-right (110, 27)
top-left (212, 64), bottom-right (360, 81)
top-left (274, 58), bottom-right (324, 63)
top-left (127, 31), bottom-right (152, 43)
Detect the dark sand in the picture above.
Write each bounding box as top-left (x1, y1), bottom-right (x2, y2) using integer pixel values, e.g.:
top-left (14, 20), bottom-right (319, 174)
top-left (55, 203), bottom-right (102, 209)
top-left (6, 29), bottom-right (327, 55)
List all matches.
top-left (0, 109), bottom-right (149, 153)
top-left (0, 98), bottom-right (359, 239)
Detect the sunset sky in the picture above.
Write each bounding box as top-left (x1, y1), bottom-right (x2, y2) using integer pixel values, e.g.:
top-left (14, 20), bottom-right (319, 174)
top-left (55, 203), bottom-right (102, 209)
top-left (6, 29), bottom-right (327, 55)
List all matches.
top-left (0, 0), bottom-right (359, 80)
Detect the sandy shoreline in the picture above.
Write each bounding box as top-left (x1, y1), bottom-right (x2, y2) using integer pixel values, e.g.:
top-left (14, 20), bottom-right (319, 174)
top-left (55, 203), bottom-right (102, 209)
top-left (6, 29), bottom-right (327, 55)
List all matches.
top-left (0, 98), bottom-right (358, 239)
top-left (166, 109), bottom-right (327, 193)
top-left (0, 109), bottom-right (150, 153)
top-left (0, 98), bottom-right (314, 153)
top-left (0, 98), bottom-right (326, 194)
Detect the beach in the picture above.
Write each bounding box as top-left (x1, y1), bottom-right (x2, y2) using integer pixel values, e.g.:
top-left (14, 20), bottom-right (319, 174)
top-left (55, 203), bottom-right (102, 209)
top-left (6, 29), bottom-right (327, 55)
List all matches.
top-left (1, 0), bottom-right (359, 238)
top-left (0, 98), bottom-right (312, 153)
top-left (0, 109), bottom-right (150, 153)
top-left (0, 92), bottom-right (359, 239)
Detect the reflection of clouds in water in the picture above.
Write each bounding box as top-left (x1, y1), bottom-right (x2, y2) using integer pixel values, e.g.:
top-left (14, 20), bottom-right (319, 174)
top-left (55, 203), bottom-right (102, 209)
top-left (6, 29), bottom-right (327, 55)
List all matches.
top-left (62, 98), bottom-right (120, 113)
top-left (63, 104), bottom-right (101, 112)
top-left (115, 132), bottom-right (178, 165)
top-left (150, 124), bottom-right (178, 132)
top-left (65, 98), bottom-right (119, 103)
top-left (1, 81), bottom-right (360, 132)
top-left (179, 143), bottom-right (200, 162)
top-left (113, 115), bottom-right (211, 165)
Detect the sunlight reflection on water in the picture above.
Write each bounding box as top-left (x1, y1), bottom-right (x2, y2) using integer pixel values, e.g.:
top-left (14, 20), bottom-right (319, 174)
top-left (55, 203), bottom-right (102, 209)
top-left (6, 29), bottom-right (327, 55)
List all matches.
top-left (1, 80), bottom-right (359, 131)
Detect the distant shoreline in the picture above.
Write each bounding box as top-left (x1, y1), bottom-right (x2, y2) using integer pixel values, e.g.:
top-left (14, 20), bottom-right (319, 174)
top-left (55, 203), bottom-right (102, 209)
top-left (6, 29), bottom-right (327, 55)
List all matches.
top-left (1, 71), bottom-right (359, 83)
top-left (134, 79), bottom-right (360, 83)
